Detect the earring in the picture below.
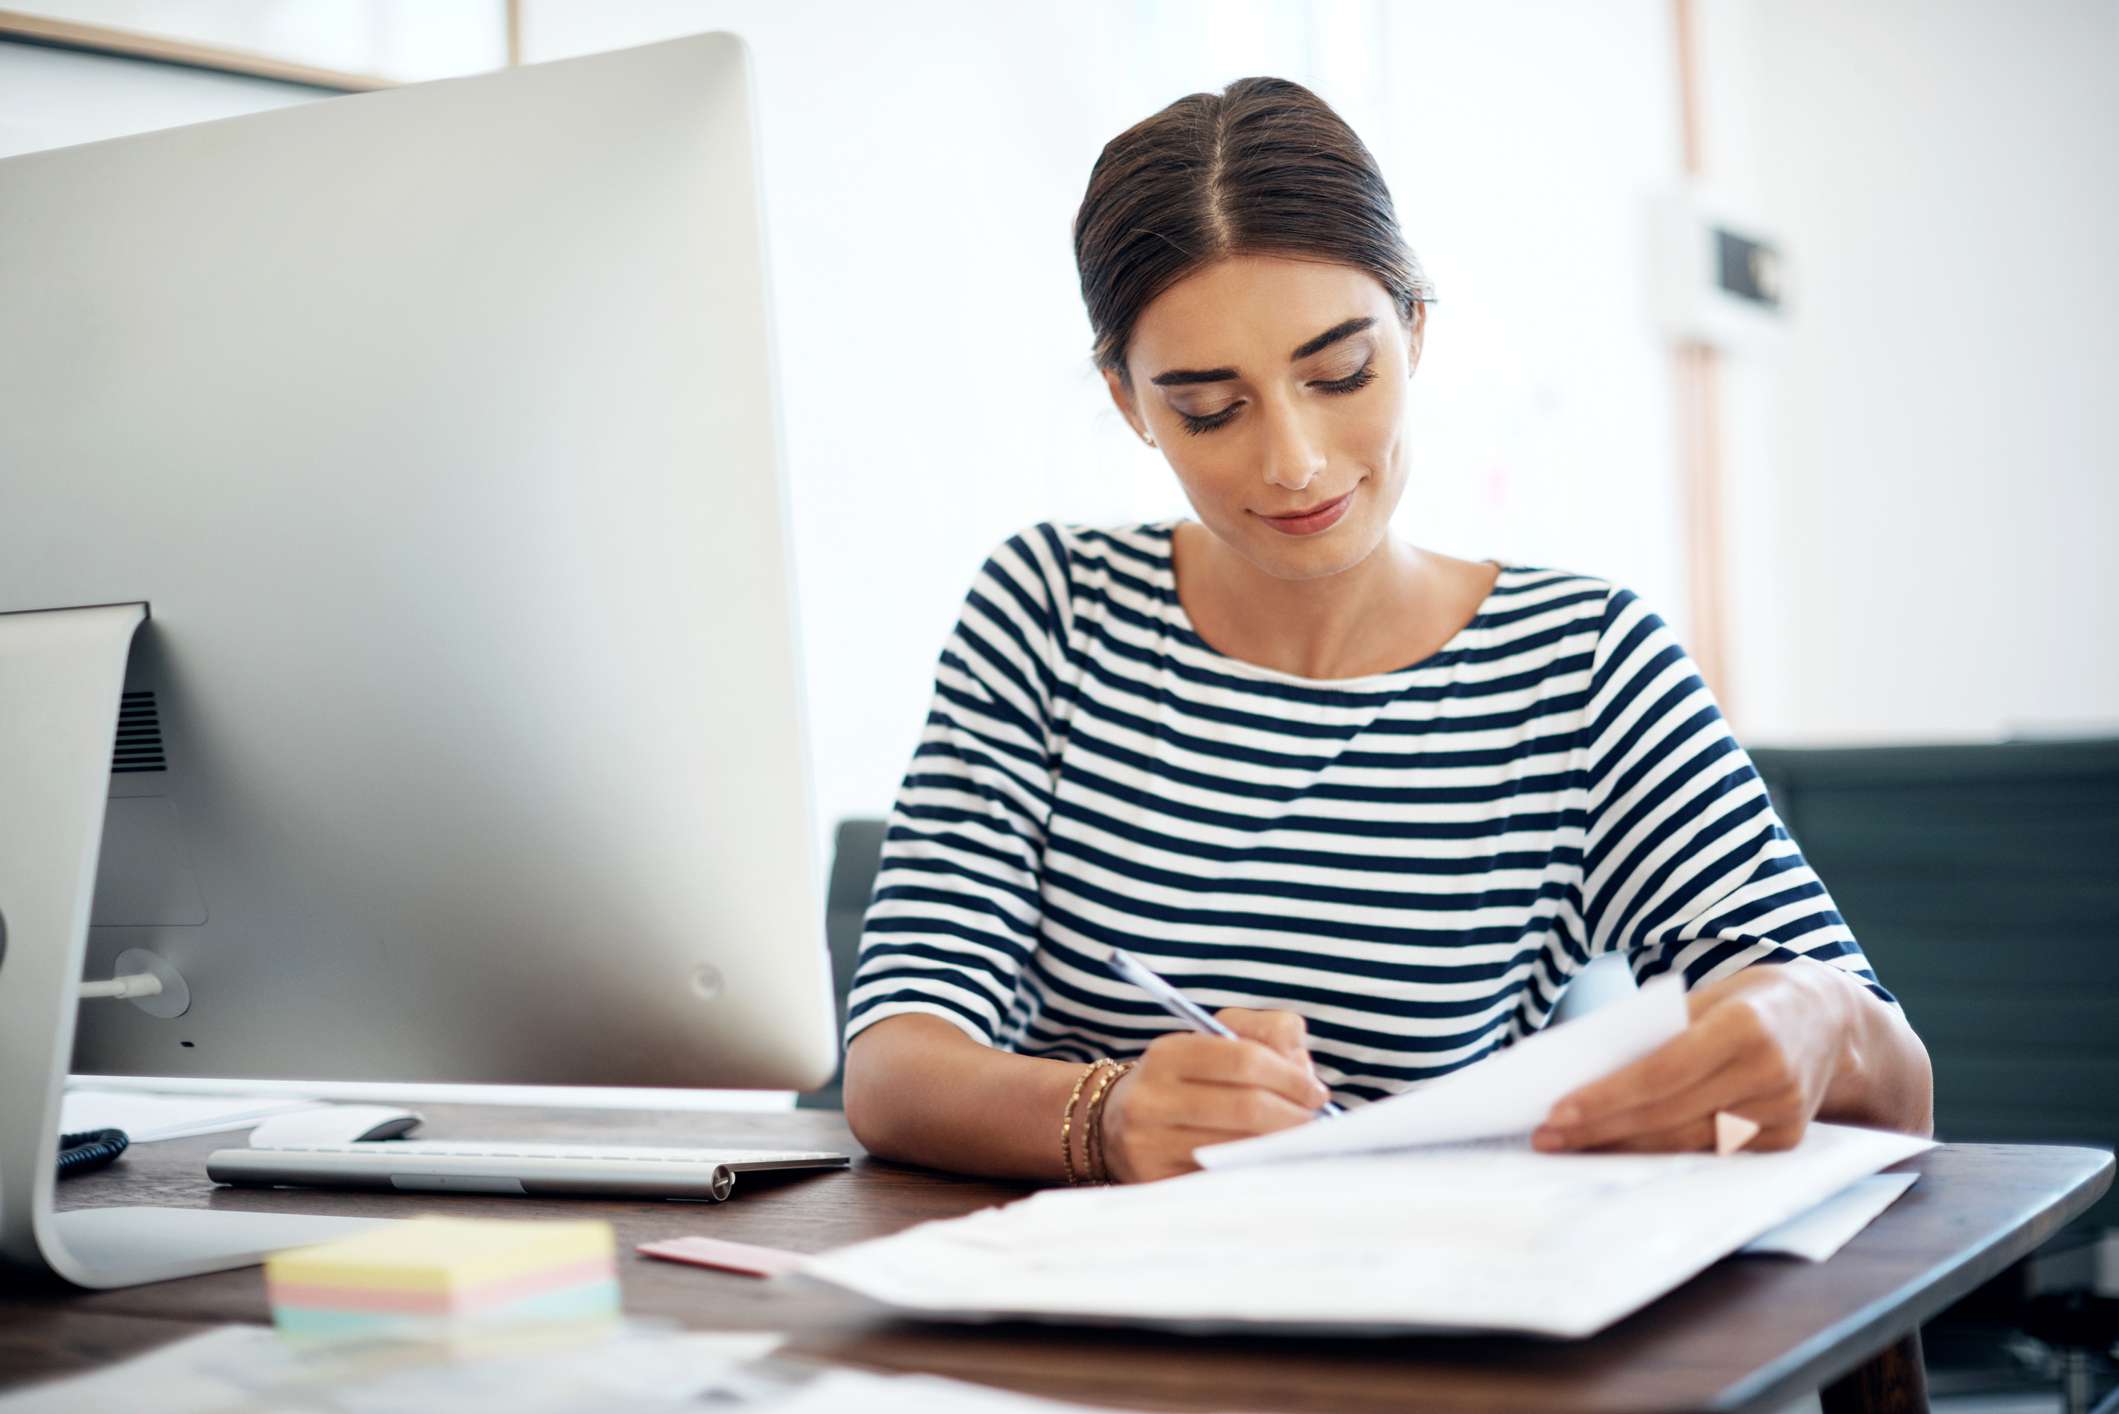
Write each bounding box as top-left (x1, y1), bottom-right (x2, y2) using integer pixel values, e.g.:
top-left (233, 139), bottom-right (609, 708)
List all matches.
top-left (1143, 432), bottom-right (1156, 447)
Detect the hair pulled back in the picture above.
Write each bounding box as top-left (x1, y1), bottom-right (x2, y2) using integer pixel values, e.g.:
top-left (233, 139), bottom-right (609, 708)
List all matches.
top-left (1073, 76), bottom-right (1435, 383)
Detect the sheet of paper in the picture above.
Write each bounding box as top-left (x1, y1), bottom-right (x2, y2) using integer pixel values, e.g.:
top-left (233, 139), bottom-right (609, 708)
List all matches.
top-left (1740, 1172), bottom-right (1918, 1261)
top-left (768, 1370), bottom-right (1167, 1413)
top-left (60, 1087), bottom-right (327, 1142)
top-left (0, 1321), bottom-right (783, 1414)
top-left (1196, 976), bottom-right (1689, 1170)
top-left (805, 1122), bottom-right (1933, 1339)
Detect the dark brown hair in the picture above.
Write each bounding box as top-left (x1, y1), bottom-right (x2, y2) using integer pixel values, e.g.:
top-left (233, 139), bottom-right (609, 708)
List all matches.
top-left (1073, 76), bottom-right (1435, 383)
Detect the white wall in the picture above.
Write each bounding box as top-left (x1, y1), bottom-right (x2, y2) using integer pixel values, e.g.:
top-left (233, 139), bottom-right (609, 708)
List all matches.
top-left (1367, 1), bottom-right (1689, 623)
top-left (0, 41), bottom-right (315, 157)
top-left (1704, 0), bottom-right (2119, 744)
top-left (4, 1), bottom-right (504, 82)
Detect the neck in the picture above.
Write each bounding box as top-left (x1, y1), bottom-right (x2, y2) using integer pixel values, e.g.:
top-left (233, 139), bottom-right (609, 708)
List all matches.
top-left (1175, 521), bottom-right (1429, 680)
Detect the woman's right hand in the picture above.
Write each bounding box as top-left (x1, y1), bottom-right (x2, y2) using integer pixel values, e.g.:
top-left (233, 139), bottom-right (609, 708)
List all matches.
top-left (1100, 1008), bottom-right (1332, 1183)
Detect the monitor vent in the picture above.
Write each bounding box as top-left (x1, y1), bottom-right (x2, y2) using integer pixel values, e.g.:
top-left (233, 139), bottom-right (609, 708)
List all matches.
top-left (112, 691), bottom-right (167, 774)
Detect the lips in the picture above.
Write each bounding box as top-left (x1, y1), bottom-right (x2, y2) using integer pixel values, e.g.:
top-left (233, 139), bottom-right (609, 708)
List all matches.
top-left (1257, 487), bottom-right (1356, 537)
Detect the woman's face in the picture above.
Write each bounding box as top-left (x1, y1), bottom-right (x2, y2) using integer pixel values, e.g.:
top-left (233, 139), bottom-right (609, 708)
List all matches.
top-left (1108, 254), bottom-right (1424, 582)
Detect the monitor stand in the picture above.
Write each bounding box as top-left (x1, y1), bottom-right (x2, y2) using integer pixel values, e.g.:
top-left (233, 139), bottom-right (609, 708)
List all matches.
top-left (0, 603), bottom-right (388, 1288)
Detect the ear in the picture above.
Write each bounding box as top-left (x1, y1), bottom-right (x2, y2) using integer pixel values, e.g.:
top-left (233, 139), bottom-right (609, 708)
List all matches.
top-left (1103, 366), bottom-right (1152, 444)
top-left (1404, 301), bottom-right (1428, 378)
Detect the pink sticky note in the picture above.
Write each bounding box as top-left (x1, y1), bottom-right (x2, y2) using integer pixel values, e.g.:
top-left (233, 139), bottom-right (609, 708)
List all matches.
top-left (636, 1235), bottom-right (807, 1279)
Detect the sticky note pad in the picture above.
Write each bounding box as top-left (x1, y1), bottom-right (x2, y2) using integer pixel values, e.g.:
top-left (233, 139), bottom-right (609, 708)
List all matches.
top-left (638, 1235), bottom-right (806, 1278)
top-left (266, 1215), bottom-right (618, 1339)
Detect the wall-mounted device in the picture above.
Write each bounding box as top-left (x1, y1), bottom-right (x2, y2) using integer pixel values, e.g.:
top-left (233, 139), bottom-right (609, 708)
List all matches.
top-left (1651, 185), bottom-right (1787, 350)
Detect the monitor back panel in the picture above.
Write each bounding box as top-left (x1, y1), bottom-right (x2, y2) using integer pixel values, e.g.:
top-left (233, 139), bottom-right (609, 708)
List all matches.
top-left (0, 35), bottom-right (839, 1090)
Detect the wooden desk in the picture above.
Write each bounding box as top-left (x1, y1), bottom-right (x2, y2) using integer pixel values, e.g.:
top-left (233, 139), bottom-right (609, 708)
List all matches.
top-left (1, 1106), bottom-right (2108, 1413)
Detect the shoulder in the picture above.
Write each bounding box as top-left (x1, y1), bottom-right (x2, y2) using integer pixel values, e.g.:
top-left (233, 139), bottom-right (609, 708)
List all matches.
top-left (1475, 565), bottom-right (1624, 649)
top-left (1481, 567), bottom-right (1684, 645)
top-left (975, 519), bottom-right (1176, 612)
top-left (1471, 569), bottom-right (1705, 705)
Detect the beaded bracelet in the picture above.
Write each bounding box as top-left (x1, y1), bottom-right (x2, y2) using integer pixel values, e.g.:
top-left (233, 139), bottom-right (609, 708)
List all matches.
top-left (1060, 1058), bottom-right (1117, 1186)
top-left (1083, 1060), bottom-right (1134, 1184)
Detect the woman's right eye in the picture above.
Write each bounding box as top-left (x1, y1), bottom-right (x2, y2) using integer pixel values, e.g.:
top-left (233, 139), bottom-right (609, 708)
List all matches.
top-left (1178, 403), bottom-right (1242, 436)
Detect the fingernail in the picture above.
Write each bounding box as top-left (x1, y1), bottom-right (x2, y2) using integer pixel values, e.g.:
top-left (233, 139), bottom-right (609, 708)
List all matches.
top-left (1551, 1103), bottom-right (1580, 1126)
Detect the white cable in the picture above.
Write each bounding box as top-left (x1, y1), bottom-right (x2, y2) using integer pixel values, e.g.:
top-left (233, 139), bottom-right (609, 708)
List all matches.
top-left (79, 973), bottom-right (165, 1001)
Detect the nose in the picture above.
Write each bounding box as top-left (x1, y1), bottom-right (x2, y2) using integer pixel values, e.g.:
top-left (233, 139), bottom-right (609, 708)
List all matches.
top-left (1258, 397), bottom-right (1327, 494)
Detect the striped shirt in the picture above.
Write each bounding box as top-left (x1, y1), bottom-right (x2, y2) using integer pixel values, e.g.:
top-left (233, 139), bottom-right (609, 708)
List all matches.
top-left (846, 520), bottom-right (1892, 1105)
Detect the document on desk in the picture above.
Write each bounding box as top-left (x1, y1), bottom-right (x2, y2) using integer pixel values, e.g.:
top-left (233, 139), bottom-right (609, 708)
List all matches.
top-left (805, 977), bottom-right (1935, 1339)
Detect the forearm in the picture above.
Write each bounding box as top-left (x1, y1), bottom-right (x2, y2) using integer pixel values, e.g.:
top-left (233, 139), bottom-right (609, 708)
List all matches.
top-left (1811, 961), bottom-right (1935, 1137)
top-left (842, 1014), bottom-right (1089, 1181)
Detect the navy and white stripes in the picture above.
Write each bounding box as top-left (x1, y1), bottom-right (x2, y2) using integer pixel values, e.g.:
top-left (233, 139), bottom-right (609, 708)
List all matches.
top-left (846, 520), bottom-right (1891, 1106)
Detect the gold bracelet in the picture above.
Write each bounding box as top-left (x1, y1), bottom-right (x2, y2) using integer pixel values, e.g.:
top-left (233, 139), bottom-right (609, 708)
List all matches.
top-left (1084, 1060), bottom-right (1134, 1184)
top-left (1060, 1059), bottom-right (1113, 1186)
top-left (1083, 1062), bottom-right (1119, 1184)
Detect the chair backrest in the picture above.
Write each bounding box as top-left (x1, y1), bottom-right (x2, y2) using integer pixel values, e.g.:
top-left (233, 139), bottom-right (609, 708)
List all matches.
top-left (1748, 738), bottom-right (2119, 1229)
top-left (794, 816), bottom-right (888, 1109)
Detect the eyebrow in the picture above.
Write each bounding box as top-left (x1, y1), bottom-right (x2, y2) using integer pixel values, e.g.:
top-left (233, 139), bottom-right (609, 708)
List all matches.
top-left (1148, 316), bottom-right (1376, 387)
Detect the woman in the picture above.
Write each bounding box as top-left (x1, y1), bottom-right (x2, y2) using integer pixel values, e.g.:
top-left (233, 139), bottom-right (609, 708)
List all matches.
top-left (842, 77), bottom-right (1932, 1185)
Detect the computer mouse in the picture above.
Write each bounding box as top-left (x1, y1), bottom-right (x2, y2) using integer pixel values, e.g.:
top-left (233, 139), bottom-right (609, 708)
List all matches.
top-left (248, 1104), bottom-right (424, 1148)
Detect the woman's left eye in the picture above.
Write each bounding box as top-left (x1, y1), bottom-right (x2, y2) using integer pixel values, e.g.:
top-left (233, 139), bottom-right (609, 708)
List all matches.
top-left (1314, 361), bottom-right (1376, 395)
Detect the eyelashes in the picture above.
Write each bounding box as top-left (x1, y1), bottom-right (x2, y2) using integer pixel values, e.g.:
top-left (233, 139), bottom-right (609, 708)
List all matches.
top-left (1322, 362), bottom-right (1379, 396)
top-left (1175, 361), bottom-right (1378, 437)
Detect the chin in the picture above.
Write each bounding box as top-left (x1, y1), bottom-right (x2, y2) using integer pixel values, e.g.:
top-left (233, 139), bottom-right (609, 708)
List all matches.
top-left (1232, 508), bottom-right (1385, 582)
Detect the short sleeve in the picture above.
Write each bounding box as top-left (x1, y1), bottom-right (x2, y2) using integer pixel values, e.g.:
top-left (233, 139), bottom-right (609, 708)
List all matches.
top-left (842, 525), bottom-right (1074, 1048)
top-left (1579, 586), bottom-right (1896, 1005)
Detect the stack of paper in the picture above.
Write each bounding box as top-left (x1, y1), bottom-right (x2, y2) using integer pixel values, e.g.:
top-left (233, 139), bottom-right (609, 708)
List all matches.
top-left (804, 981), bottom-right (1934, 1338)
top-left (264, 1216), bottom-right (619, 1341)
top-left (1740, 1172), bottom-right (1920, 1260)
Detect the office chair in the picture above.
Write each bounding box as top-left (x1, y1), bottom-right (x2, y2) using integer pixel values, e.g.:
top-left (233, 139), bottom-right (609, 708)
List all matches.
top-left (795, 817), bottom-right (889, 1111)
top-left (1752, 737), bottom-right (2119, 1414)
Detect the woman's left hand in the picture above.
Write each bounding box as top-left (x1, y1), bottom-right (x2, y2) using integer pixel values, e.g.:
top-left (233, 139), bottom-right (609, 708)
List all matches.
top-left (1533, 960), bottom-right (1856, 1154)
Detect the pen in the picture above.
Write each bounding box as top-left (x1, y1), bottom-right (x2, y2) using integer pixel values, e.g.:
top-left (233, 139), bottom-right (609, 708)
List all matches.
top-left (1104, 947), bottom-right (1344, 1118)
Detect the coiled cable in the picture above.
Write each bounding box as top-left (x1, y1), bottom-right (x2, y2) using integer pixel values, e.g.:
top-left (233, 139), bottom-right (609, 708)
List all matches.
top-left (57, 1128), bottom-right (130, 1178)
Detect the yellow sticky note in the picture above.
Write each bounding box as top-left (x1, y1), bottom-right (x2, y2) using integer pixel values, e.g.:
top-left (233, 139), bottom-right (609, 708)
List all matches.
top-left (266, 1215), bottom-right (614, 1294)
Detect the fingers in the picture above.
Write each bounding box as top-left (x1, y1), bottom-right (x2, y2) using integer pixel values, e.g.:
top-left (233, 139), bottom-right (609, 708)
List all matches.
top-left (1215, 1006), bottom-right (1311, 1067)
top-left (1576, 1114), bottom-right (1805, 1155)
top-left (1535, 1052), bottom-right (1753, 1151)
top-left (1536, 992), bottom-right (1819, 1154)
top-left (1118, 1074), bottom-right (1318, 1137)
top-left (1108, 1024), bottom-right (1331, 1183)
top-left (1544, 1000), bottom-right (1754, 1129)
top-left (1150, 1030), bottom-right (1330, 1110)
top-left (1212, 1004), bottom-right (1305, 1051)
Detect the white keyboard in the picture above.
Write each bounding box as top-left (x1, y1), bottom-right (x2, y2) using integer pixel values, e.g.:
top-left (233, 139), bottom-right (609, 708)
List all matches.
top-left (207, 1140), bottom-right (850, 1202)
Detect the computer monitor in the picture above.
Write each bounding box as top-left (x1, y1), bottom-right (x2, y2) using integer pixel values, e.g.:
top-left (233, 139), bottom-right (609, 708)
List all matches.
top-left (0, 33), bottom-right (839, 1287)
